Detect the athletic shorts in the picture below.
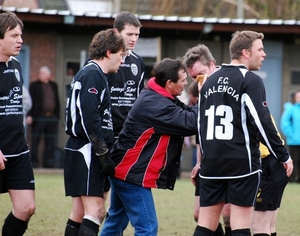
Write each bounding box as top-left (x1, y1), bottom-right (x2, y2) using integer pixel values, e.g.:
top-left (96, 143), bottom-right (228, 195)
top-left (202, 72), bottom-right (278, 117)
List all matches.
top-left (64, 146), bottom-right (106, 198)
top-left (195, 169), bottom-right (200, 196)
top-left (0, 152), bottom-right (35, 193)
top-left (104, 176), bottom-right (111, 192)
top-left (255, 155), bottom-right (290, 211)
top-left (199, 172), bottom-right (260, 207)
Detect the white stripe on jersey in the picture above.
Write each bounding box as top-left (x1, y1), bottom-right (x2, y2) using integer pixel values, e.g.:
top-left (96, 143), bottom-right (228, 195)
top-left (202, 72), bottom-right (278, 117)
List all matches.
top-left (242, 93), bottom-right (277, 159)
top-left (70, 81), bottom-right (81, 136)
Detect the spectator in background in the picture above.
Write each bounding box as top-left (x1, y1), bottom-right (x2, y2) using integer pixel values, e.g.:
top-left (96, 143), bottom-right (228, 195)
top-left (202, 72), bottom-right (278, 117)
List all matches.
top-left (26, 66), bottom-right (60, 168)
top-left (280, 89), bottom-right (300, 183)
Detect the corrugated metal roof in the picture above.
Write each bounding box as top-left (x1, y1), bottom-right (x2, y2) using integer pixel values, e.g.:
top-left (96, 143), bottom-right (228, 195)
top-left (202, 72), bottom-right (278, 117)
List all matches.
top-left (2, 5), bottom-right (300, 27)
top-left (67, 0), bottom-right (112, 14)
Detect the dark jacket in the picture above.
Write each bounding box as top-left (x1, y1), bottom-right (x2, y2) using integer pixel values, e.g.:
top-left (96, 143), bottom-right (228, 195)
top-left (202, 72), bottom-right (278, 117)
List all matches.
top-left (28, 80), bottom-right (60, 121)
top-left (112, 78), bottom-right (198, 190)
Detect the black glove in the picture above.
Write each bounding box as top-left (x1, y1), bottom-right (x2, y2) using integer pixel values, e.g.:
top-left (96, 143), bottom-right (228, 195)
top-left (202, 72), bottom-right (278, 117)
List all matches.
top-left (97, 151), bottom-right (115, 176)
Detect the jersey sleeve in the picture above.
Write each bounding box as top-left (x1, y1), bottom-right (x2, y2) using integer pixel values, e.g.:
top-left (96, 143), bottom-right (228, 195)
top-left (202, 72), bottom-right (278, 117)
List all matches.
top-left (79, 70), bottom-right (109, 154)
top-left (244, 72), bottom-right (290, 163)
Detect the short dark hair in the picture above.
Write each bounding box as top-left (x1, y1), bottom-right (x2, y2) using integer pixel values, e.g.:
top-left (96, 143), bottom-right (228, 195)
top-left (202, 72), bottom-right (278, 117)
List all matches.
top-left (89, 28), bottom-right (125, 60)
top-left (153, 58), bottom-right (186, 87)
top-left (113, 12), bottom-right (142, 32)
top-left (0, 11), bottom-right (23, 39)
top-left (230, 30), bottom-right (264, 60)
top-left (188, 80), bottom-right (199, 98)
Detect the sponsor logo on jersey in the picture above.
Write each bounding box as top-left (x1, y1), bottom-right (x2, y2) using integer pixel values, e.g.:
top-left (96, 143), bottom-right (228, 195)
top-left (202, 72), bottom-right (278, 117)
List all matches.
top-left (88, 88), bottom-right (98, 94)
top-left (14, 69), bottom-right (21, 82)
top-left (126, 80), bottom-right (135, 86)
top-left (3, 69), bottom-right (14, 74)
top-left (131, 63), bottom-right (138, 76)
top-left (13, 86), bottom-right (21, 92)
top-left (262, 101), bottom-right (268, 107)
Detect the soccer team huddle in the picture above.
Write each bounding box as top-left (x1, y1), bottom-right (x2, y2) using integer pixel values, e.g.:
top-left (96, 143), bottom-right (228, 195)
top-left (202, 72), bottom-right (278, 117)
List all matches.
top-left (0, 10), bottom-right (294, 236)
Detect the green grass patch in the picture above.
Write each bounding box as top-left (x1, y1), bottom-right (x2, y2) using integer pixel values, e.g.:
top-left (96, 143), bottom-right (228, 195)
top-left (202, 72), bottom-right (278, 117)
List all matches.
top-left (0, 174), bottom-right (299, 235)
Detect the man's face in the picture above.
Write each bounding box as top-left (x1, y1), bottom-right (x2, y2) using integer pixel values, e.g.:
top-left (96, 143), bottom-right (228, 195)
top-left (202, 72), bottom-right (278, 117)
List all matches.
top-left (247, 39), bottom-right (266, 71)
top-left (186, 60), bottom-right (215, 80)
top-left (39, 69), bottom-right (51, 83)
top-left (109, 50), bottom-right (126, 73)
top-left (0, 24), bottom-right (23, 60)
top-left (119, 24), bottom-right (140, 51)
top-left (295, 91), bottom-right (300, 104)
top-left (169, 69), bottom-right (188, 97)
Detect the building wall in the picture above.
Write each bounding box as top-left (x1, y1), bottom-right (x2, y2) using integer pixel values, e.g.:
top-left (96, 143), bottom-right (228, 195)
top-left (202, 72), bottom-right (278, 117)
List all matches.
top-left (20, 27), bottom-right (300, 170)
top-left (23, 32), bottom-right (58, 83)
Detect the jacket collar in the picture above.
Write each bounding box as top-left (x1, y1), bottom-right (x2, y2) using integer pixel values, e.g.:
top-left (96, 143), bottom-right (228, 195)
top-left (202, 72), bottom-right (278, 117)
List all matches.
top-left (147, 77), bottom-right (174, 100)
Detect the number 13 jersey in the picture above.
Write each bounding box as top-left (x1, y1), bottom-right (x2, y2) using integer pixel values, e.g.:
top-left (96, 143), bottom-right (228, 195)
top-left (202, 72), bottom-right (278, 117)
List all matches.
top-left (198, 64), bottom-right (290, 178)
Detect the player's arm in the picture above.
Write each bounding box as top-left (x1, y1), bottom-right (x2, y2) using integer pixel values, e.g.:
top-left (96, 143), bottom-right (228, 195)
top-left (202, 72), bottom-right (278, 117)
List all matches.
top-left (0, 150), bottom-right (7, 171)
top-left (191, 144), bottom-right (201, 186)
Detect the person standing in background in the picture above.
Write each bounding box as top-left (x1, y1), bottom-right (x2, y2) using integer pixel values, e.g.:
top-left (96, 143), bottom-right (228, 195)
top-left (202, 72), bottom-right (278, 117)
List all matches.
top-left (108, 11), bottom-right (145, 141)
top-left (280, 89), bottom-right (300, 183)
top-left (0, 11), bottom-right (36, 236)
top-left (252, 116), bottom-right (290, 236)
top-left (26, 66), bottom-right (60, 168)
top-left (101, 12), bottom-right (145, 235)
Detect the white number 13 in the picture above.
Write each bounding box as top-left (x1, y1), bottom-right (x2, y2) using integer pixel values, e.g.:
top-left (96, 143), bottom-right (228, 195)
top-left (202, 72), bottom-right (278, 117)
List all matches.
top-left (205, 105), bottom-right (233, 140)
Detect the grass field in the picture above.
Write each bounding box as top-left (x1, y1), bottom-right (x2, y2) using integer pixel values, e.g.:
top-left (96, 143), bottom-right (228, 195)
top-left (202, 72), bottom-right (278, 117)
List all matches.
top-left (0, 172), bottom-right (299, 235)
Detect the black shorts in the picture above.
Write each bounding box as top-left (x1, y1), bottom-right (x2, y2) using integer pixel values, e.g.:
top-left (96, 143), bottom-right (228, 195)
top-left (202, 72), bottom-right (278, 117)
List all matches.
top-left (0, 152), bottom-right (35, 193)
top-left (64, 146), bottom-right (106, 198)
top-left (255, 155), bottom-right (290, 211)
top-left (195, 169), bottom-right (200, 196)
top-left (199, 172), bottom-right (260, 207)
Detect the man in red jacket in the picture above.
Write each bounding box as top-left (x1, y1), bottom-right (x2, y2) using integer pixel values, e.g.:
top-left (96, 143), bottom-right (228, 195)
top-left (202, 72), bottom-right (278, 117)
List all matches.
top-left (100, 58), bottom-right (198, 236)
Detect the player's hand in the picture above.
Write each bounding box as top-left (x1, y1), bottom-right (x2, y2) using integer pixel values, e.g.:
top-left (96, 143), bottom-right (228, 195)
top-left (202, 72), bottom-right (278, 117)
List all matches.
top-left (98, 151), bottom-right (115, 176)
top-left (283, 158), bottom-right (293, 177)
top-left (190, 163), bottom-right (200, 186)
top-left (0, 150), bottom-right (7, 171)
top-left (26, 116), bottom-right (33, 125)
top-left (197, 74), bottom-right (208, 92)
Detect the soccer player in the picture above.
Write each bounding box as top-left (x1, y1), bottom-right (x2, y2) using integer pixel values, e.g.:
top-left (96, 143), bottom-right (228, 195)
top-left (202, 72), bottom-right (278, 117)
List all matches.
top-left (63, 28), bottom-right (125, 236)
top-left (108, 11), bottom-right (144, 142)
top-left (0, 11), bottom-right (36, 235)
top-left (183, 44), bottom-right (229, 236)
top-left (193, 30), bottom-right (293, 236)
top-left (252, 116), bottom-right (290, 236)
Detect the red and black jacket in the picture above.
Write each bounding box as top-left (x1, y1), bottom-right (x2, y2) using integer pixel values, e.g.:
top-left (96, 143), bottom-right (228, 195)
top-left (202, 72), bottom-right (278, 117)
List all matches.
top-left (111, 78), bottom-right (198, 190)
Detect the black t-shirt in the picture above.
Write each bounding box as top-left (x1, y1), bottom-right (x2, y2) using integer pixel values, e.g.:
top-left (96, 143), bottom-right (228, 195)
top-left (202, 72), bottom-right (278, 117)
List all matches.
top-left (0, 57), bottom-right (28, 155)
top-left (107, 50), bottom-right (145, 138)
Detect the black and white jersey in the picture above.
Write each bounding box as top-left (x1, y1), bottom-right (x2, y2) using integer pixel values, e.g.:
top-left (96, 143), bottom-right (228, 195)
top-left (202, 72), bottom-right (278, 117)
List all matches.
top-left (198, 64), bottom-right (290, 179)
top-left (0, 57), bottom-right (28, 156)
top-left (107, 50), bottom-right (145, 138)
top-left (65, 60), bottom-right (114, 153)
